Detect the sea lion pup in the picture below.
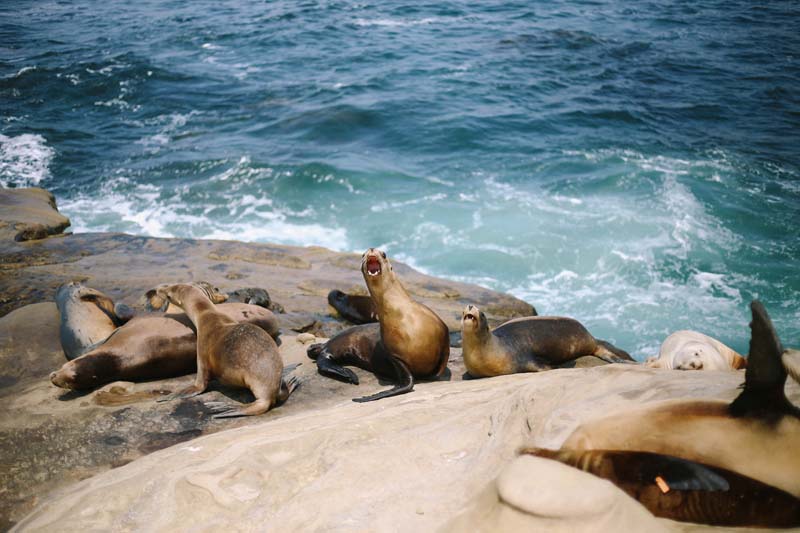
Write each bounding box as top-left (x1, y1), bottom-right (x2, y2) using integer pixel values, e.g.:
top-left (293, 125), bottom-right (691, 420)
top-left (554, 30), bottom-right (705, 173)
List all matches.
top-left (327, 289), bottom-right (378, 324)
top-left (307, 323), bottom-right (388, 385)
top-left (352, 248), bottom-right (450, 402)
top-left (154, 283), bottom-right (298, 418)
top-left (561, 300), bottom-right (800, 500)
top-left (460, 305), bottom-right (633, 378)
top-left (56, 282), bottom-right (133, 360)
top-left (645, 330), bottom-right (747, 371)
top-left (520, 448), bottom-right (800, 528)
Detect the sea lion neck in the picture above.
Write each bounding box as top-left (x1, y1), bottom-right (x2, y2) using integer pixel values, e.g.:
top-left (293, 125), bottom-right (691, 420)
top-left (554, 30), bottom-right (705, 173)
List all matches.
top-left (173, 285), bottom-right (216, 325)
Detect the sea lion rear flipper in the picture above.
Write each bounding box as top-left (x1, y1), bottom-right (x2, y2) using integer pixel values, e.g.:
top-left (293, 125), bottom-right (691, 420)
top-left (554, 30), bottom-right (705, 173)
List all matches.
top-left (352, 356), bottom-right (413, 402)
top-left (594, 340), bottom-right (636, 364)
top-left (783, 349), bottom-right (800, 386)
top-left (729, 301), bottom-right (791, 418)
top-left (282, 363), bottom-right (301, 377)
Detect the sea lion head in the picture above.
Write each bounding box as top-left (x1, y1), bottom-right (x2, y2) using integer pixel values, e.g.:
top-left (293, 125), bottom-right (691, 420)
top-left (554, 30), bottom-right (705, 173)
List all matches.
top-left (361, 248), bottom-right (395, 296)
top-left (50, 353), bottom-right (119, 390)
top-left (56, 281), bottom-right (117, 318)
top-left (674, 342), bottom-right (727, 371)
top-left (461, 305), bottom-right (489, 337)
top-left (143, 281), bottom-right (227, 311)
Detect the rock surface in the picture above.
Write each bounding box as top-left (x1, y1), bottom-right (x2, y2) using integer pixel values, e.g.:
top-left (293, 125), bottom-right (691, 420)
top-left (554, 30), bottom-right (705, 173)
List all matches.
top-left (0, 187), bottom-right (535, 528)
top-left (0, 188), bottom-right (70, 242)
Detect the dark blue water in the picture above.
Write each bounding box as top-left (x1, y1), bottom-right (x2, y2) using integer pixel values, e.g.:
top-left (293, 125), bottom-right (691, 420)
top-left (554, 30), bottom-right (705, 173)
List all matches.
top-left (2, 1), bottom-right (799, 357)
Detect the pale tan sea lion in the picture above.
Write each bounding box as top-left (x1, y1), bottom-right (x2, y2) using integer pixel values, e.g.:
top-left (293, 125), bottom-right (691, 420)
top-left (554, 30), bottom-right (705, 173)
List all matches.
top-left (154, 283), bottom-right (298, 418)
top-left (461, 305), bottom-right (633, 378)
top-left (562, 301), bottom-right (800, 500)
top-left (354, 248), bottom-right (450, 402)
top-left (56, 282), bottom-right (129, 360)
top-left (645, 330), bottom-right (747, 371)
top-left (50, 302), bottom-right (283, 391)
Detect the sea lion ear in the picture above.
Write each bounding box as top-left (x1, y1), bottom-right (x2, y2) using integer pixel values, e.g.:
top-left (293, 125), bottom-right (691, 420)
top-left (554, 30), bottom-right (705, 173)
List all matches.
top-left (479, 311), bottom-right (487, 324)
top-left (381, 251), bottom-right (386, 259)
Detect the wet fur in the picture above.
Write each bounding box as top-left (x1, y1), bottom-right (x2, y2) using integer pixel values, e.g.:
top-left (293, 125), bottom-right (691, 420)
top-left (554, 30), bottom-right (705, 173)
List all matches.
top-left (327, 290), bottom-right (378, 324)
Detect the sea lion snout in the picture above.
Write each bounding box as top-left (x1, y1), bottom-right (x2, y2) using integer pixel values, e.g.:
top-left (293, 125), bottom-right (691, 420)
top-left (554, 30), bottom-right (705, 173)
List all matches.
top-left (50, 367), bottom-right (75, 389)
top-left (362, 248), bottom-right (385, 277)
top-left (462, 305), bottom-right (480, 324)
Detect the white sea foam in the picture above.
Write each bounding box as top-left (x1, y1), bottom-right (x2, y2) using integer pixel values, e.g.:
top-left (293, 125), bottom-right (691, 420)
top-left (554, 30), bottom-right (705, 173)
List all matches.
top-left (0, 133), bottom-right (55, 187)
top-left (353, 17), bottom-right (440, 28)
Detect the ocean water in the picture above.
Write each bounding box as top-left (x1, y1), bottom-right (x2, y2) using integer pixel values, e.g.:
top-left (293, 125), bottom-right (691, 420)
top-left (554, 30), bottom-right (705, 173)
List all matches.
top-left (2, 1), bottom-right (799, 358)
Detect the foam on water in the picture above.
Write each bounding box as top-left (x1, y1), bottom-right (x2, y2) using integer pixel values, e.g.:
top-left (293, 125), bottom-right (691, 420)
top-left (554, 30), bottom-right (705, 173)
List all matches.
top-left (0, 134), bottom-right (55, 188)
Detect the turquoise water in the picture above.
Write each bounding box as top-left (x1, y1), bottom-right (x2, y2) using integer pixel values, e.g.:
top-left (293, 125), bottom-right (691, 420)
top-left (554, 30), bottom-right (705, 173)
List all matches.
top-left (2, 1), bottom-right (799, 357)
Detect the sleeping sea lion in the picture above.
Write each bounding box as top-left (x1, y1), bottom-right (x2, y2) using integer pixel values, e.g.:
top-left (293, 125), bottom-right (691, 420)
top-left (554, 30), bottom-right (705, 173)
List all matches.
top-left (645, 330), bottom-right (747, 371)
top-left (227, 287), bottom-right (285, 313)
top-left (348, 248), bottom-right (449, 402)
top-left (50, 301), bottom-right (282, 391)
top-left (460, 305), bottom-right (633, 378)
top-left (154, 283), bottom-right (298, 418)
top-left (560, 301), bottom-right (800, 501)
top-left (56, 282), bottom-right (131, 360)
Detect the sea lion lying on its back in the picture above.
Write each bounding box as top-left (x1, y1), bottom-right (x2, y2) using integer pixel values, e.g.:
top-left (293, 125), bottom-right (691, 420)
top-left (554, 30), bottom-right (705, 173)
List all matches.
top-left (529, 301), bottom-right (800, 527)
top-left (646, 330), bottom-right (746, 371)
top-left (56, 282), bottom-right (133, 360)
top-left (460, 305), bottom-right (633, 378)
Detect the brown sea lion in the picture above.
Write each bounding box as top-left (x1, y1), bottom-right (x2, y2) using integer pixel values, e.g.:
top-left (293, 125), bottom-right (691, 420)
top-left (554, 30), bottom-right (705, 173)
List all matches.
top-left (56, 282), bottom-right (131, 360)
top-left (228, 287), bottom-right (285, 313)
top-left (327, 289), bottom-right (378, 324)
top-left (561, 301), bottom-right (800, 501)
top-left (154, 283), bottom-right (298, 418)
top-left (352, 248), bottom-right (450, 402)
top-left (50, 302), bottom-right (282, 391)
top-left (522, 448), bottom-right (800, 528)
top-left (460, 305), bottom-right (633, 378)
top-left (307, 323), bottom-right (390, 385)
top-left (645, 330), bottom-right (747, 371)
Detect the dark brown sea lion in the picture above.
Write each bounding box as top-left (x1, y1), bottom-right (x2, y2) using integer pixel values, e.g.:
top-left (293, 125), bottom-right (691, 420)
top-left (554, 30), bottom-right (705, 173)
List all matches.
top-left (460, 305), bottom-right (633, 378)
top-left (327, 289), bottom-right (378, 324)
top-left (559, 301), bottom-right (800, 502)
top-left (521, 448), bottom-right (800, 528)
top-left (350, 248), bottom-right (449, 402)
top-left (227, 287), bottom-right (285, 313)
top-left (50, 302), bottom-right (282, 391)
top-left (154, 283), bottom-right (298, 418)
top-left (307, 323), bottom-right (390, 385)
top-left (56, 282), bottom-right (131, 360)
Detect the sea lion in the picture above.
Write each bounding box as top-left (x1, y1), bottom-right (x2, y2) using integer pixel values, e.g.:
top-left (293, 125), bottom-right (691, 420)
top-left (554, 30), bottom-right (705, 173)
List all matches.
top-left (228, 287), bottom-right (285, 313)
top-left (522, 448), bottom-right (800, 528)
top-left (460, 305), bottom-right (633, 378)
top-left (327, 289), bottom-right (378, 324)
top-left (154, 283), bottom-right (298, 418)
top-left (307, 323), bottom-right (389, 385)
top-left (349, 248), bottom-right (450, 402)
top-left (645, 330), bottom-right (747, 371)
top-left (50, 302), bottom-right (283, 391)
top-left (561, 301), bottom-right (800, 500)
top-left (56, 282), bottom-right (133, 360)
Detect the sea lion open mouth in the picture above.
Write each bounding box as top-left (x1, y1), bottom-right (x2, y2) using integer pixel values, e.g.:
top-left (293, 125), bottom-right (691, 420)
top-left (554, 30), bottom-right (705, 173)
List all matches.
top-left (366, 256), bottom-right (382, 276)
top-left (463, 313), bottom-right (477, 322)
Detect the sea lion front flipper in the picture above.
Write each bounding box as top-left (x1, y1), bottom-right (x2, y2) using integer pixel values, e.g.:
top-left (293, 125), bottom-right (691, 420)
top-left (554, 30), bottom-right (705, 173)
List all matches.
top-left (783, 349), bottom-right (800, 386)
top-left (316, 350), bottom-right (360, 385)
top-left (352, 356), bottom-right (413, 403)
top-left (729, 301), bottom-right (791, 418)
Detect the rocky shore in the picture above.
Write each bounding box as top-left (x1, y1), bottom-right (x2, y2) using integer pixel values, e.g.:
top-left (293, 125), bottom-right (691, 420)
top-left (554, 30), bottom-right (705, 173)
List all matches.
top-left (1, 188), bottom-right (794, 531)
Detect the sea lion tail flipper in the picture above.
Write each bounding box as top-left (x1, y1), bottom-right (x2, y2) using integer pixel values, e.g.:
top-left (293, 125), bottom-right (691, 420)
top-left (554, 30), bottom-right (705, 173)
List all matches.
top-left (594, 340), bottom-right (636, 364)
top-left (783, 349), bottom-right (800, 386)
top-left (316, 352), bottom-right (359, 385)
top-left (352, 357), bottom-right (413, 403)
top-left (729, 301), bottom-right (790, 417)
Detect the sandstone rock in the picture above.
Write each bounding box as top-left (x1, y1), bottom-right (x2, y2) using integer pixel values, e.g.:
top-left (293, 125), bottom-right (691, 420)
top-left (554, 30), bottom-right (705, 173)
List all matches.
top-left (0, 188), bottom-right (70, 242)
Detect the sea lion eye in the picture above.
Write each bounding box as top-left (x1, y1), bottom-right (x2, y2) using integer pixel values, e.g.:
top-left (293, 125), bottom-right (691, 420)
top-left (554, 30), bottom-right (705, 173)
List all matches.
top-left (381, 251), bottom-right (386, 259)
